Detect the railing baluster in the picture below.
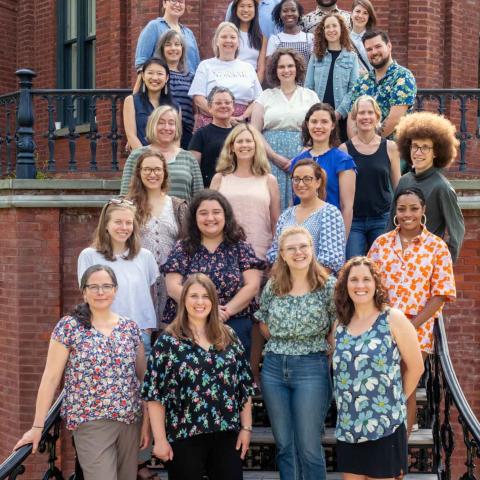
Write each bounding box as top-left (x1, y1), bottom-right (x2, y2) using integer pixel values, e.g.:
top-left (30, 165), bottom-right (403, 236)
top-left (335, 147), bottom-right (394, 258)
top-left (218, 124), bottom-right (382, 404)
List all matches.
top-left (5, 105), bottom-right (14, 176)
top-left (107, 96), bottom-right (121, 172)
top-left (45, 95), bottom-right (57, 172)
top-left (65, 95), bottom-right (79, 172)
top-left (86, 95), bottom-right (100, 171)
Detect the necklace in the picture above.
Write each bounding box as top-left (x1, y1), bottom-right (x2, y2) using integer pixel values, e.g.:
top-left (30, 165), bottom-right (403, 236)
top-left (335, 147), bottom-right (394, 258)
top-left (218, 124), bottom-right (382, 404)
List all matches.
top-left (356, 133), bottom-right (377, 145)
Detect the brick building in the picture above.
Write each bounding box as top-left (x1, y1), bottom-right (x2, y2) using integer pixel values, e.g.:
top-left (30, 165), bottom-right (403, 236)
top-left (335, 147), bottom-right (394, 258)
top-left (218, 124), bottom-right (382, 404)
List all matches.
top-left (0, 1), bottom-right (479, 478)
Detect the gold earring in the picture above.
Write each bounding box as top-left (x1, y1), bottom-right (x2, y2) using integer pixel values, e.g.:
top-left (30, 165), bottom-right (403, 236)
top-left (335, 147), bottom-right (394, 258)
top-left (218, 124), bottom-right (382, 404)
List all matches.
top-left (421, 214), bottom-right (427, 226)
top-left (393, 215), bottom-right (399, 227)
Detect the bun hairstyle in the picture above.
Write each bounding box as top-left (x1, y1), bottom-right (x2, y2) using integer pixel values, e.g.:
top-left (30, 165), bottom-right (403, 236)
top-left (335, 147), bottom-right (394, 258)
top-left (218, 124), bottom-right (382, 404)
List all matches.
top-left (71, 265), bottom-right (118, 329)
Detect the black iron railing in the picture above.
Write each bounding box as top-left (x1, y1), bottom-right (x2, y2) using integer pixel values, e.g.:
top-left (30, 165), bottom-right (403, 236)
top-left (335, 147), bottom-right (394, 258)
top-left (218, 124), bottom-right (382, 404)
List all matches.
top-left (427, 315), bottom-right (480, 480)
top-left (1, 69), bottom-right (480, 178)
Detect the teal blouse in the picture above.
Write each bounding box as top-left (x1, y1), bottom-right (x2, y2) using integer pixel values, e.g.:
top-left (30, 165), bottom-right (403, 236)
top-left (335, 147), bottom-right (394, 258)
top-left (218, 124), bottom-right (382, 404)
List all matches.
top-left (254, 276), bottom-right (336, 355)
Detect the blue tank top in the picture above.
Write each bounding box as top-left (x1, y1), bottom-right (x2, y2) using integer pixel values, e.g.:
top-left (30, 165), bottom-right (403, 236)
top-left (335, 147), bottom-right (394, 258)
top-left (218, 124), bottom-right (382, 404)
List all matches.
top-left (333, 309), bottom-right (407, 443)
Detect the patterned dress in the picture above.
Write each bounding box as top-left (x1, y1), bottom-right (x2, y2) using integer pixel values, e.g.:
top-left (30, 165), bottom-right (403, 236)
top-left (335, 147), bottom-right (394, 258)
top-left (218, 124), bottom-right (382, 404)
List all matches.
top-left (141, 330), bottom-right (256, 442)
top-left (368, 227), bottom-right (456, 353)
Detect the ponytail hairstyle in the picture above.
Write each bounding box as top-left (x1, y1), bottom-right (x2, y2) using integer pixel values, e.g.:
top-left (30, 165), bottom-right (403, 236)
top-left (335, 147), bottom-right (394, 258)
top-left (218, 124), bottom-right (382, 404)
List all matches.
top-left (70, 264), bottom-right (118, 329)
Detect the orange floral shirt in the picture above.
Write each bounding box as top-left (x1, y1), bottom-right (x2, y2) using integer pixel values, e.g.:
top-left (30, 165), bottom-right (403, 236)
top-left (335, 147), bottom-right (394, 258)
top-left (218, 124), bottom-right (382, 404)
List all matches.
top-left (368, 228), bottom-right (456, 353)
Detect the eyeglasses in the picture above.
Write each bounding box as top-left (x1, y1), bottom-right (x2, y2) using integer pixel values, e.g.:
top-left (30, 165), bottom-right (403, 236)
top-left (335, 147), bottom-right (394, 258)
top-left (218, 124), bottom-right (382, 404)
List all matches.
top-left (282, 244), bottom-right (311, 255)
top-left (108, 198), bottom-right (134, 206)
top-left (85, 284), bottom-right (116, 293)
top-left (410, 144), bottom-right (434, 154)
top-left (168, 0), bottom-right (184, 4)
top-left (141, 167), bottom-right (163, 176)
top-left (292, 176), bottom-right (314, 185)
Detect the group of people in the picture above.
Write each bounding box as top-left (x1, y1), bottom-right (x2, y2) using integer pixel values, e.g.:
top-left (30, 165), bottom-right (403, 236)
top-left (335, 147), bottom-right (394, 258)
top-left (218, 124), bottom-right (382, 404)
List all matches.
top-left (14, 1), bottom-right (466, 480)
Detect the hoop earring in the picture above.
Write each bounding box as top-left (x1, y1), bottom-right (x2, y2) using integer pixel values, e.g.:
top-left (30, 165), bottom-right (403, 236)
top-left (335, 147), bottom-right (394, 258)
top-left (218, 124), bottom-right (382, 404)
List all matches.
top-left (393, 215), bottom-right (399, 227)
top-left (165, 84), bottom-right (168, 95)
top-left (142, 83), bottom-right (145, 93)
top-left (421, 214), bottom-right (427, 226)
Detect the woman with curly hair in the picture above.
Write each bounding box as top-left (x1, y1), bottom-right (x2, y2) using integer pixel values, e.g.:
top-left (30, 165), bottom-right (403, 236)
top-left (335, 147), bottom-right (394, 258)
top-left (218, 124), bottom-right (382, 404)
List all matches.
top-left (256, 226), bottom-right (337, 480)
top-left (388, 111), bottom-right (465, 262)
top-left (305, 12), bottom-right (359, 142)
top-left (142, 273), bottom-right (255, 480)
top-left (125, 149), bottom-right (187, 324)
top-left (251, 48), bottom-right (319, 209)
top-left (211, 124), bottom-right (280, 261)
top-left (162, 190), bottom-right (265, 356)
top-left (332, 256), bottom-right (424, 479)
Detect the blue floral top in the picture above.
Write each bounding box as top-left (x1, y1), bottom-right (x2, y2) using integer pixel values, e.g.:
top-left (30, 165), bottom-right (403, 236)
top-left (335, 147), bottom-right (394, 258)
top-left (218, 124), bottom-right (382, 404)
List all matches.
top-left (333, 310), bottom-right (407, 443)
top-left (254, 277), bottom-right (337, 355)
top-left (161, 240), bottom-right (265, 324)
top-left (141, 330), bottom-right (256, 442)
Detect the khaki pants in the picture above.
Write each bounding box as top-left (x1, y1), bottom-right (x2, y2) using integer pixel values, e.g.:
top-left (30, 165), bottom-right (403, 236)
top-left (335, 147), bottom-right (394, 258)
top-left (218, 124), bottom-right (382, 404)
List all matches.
top-left (73, 419), bottom-right (141, 480)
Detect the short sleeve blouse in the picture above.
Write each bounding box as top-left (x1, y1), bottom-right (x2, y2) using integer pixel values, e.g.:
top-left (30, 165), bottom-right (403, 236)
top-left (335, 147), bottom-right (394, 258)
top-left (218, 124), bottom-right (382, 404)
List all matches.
top-left (256, 87), bottom-right (320, 131)
top-left (52, 315), bottom-right (143, 430)
top-left (161, 240), bottom-right (266, 323)
top-left (141, 331), bottom-right (256, 442)
top-left (254, 276), bottom-right (337, 355)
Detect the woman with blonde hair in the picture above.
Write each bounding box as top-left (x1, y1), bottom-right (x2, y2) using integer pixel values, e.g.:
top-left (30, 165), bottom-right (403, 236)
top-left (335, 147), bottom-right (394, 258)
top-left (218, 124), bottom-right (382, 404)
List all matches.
top-left (188, 22), bottom-right (263, 127)
top-left (143, 273), bottom-right (255, 480)
top-left (126, 149), bottom-right (187, 324)
top-left (211, 123), bottom-right (280, 261)
top-left (339, 95), bottom-right (400, 258)
top-left (120, 105), bottom-right (203, 199)
top-left (256, 226), bottom-right (336, 480)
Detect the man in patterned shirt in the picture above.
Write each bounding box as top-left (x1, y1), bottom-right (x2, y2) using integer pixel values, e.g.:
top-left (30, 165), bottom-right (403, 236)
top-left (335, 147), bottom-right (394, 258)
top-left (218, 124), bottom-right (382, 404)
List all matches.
top-left (348, 30), bottom-right (417, 139)
top-left (300, 0), bottom-right (352, 34)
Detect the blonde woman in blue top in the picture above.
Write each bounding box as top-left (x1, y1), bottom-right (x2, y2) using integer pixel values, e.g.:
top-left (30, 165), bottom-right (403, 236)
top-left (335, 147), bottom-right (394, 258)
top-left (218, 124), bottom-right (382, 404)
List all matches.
top-left (256, 226), bottom-right (336, 480)
top-left (333, 257), bottom-right (424, 479)
top-left (305, 12), bottom-right (359, 142)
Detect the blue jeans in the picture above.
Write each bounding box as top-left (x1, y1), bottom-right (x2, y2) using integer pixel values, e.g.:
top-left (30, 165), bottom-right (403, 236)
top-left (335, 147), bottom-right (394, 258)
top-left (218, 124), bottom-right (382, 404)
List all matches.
top-left (261, 353), bottom-right (332, 480)
top-left (346, 213), bottom-right (389, 259)
top-left (227, 315), bottom-right (252, 359)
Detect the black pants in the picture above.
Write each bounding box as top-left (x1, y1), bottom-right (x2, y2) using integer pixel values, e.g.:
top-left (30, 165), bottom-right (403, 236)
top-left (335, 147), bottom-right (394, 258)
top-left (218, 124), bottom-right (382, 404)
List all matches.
top-left (167, 431), bottom-right (242, 480)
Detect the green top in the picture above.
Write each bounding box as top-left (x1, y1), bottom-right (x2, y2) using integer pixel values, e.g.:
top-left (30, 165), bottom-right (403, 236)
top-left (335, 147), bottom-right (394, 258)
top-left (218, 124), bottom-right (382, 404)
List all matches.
top-left (254, 276), bottom-right (337, 355)
top-left (120, 146), bottom-right (204, 200)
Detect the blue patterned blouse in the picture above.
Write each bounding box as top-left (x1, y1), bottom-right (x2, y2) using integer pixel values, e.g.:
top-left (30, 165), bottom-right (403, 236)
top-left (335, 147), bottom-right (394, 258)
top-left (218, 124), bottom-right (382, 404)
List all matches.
top-left (333, 310), bottom-right (407, 443)
top-left (141, 331), bottom-right (256, 442)
top-left (266, 203), bottom-right (346, 273)
top-left (254, 276), bottom-right (337, 355)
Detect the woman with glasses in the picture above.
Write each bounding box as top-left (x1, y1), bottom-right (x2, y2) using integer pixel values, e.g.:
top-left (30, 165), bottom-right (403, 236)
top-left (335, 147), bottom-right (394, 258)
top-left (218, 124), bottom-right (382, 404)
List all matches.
top-left (267, 159), bottom-right (345, 273)
top-left (369, 187), bottom-right (456, 433)
top-left (256, 226), bottom-right (336, 480)
top-left (126, 149), bottom-right (188, 326)
top-left (340, 95), bottom-right (400, 259)
top-left (78, 198), bottom-right (159, 359)
top-left (14, 265), bottom-right (150, 480)
top-left (387, 112), bottom-right (465, 262)
top-left (120, 105), bottom-right (203, 200)
top-left (135, 0), bottom-right (200, 75)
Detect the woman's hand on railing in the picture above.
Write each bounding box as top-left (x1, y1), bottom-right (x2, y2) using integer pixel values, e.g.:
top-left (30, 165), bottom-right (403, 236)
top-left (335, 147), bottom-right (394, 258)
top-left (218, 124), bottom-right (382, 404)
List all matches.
top-left (13, 427), bottom-right (43, 454)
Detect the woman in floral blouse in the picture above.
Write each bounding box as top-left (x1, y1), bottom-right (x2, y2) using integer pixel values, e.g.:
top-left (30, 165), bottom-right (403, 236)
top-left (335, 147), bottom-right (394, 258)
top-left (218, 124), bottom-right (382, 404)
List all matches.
top-left (142, 273), bottom-right (255, 480)
top-left (368, 187), bottom-right (456, 432)
top-left (14, 265), bottom-right (149, 480)
top-left (255, 226), bottom-right (336, 480)
top-left (162, 189), bottom-right (265, 357)
top-left (333, 257), bottom-right (424, 479)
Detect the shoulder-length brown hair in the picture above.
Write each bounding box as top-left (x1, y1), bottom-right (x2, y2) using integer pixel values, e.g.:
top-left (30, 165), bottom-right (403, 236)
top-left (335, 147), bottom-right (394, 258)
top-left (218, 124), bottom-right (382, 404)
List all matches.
top-left (291, 159), bottom-right (327, 201)
top-left (266, 48), bottom-right (307, 87)
top-left (126, 149), bottom-right (169, 226)
top-left (313, 13), bottom-right (353, 60)
top-left (270, 227), bottom-right (329, 296)
top-left (334, 256), bottom-right (388, 326)
top-left (92, 200), bottom-right (141, 261)
top-left (166, 273), bottom-right (235, 350)
top-left (155, 29), bottom-right (188, 74)
top-left (301, 102), bottom-right (339, 148)
top-left (352, 0), bottom-right (378, 30)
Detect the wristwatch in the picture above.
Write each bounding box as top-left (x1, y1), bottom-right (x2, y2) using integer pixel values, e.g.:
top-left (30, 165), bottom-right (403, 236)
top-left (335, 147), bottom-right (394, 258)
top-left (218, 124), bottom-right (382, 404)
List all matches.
top-left (241, 425), bottom-right (253, 432)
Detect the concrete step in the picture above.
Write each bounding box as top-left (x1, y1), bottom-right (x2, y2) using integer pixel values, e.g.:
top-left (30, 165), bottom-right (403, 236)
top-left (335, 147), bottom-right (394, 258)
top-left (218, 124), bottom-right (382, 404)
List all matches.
top-left (154, 471), bottom-right (436, 479)
top-left (251, 427), bottom-right (433, 446)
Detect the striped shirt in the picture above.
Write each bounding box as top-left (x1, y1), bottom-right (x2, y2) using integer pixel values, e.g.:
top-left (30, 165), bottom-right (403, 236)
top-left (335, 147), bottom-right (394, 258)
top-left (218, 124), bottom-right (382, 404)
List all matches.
top-left (120, 146), bottom-right (204, 200)
top-left (169, 71), bottom-right (195, 134)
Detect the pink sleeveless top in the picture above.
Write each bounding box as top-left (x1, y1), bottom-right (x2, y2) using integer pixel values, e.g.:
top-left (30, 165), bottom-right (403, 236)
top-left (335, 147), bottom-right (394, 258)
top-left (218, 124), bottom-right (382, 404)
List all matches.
top-left (218, 174), bottom-right (272, 260)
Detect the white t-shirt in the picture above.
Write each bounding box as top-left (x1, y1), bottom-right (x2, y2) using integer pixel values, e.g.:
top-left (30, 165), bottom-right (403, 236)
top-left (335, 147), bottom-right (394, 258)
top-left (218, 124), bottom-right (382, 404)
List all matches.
top-left (77, 247), bottom-right (159, 330)
top-left (238, 30), bottom-right (260, 70)
top-left (188, 57), bottom-right (262, 105)
top-left (256, 86), bottom-right (319, 130)
top-left (266, 31), bottom-right (314, 56)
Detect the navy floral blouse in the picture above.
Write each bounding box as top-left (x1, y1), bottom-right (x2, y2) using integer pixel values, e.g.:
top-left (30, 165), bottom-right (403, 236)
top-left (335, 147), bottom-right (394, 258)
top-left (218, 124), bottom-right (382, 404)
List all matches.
top-left (161, 240), bottom-right (266, 323)
top-left (141, 330), bottom-right (256, 442)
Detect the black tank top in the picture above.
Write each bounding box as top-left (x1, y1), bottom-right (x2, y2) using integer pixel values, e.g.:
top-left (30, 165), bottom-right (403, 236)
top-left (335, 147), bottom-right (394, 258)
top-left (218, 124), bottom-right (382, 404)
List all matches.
top-left (346, 138), bottom-right (392, 217)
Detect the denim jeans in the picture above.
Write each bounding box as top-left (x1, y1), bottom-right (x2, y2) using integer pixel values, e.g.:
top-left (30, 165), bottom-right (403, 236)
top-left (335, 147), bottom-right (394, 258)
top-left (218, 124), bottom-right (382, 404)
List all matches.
top-left (227, 315), bottom-right (252, 359)
top-left (261, 352), bottom-right (332, 480)
top-left (346, 213), bottom-right (389, 259)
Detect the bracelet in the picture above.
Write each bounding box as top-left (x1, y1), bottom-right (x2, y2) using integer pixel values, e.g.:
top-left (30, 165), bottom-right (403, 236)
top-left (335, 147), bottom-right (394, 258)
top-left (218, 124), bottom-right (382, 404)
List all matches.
top-left (241, 425), bottom-right (252, 432)
top-left (32, 425), bottom-right (44, 429)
